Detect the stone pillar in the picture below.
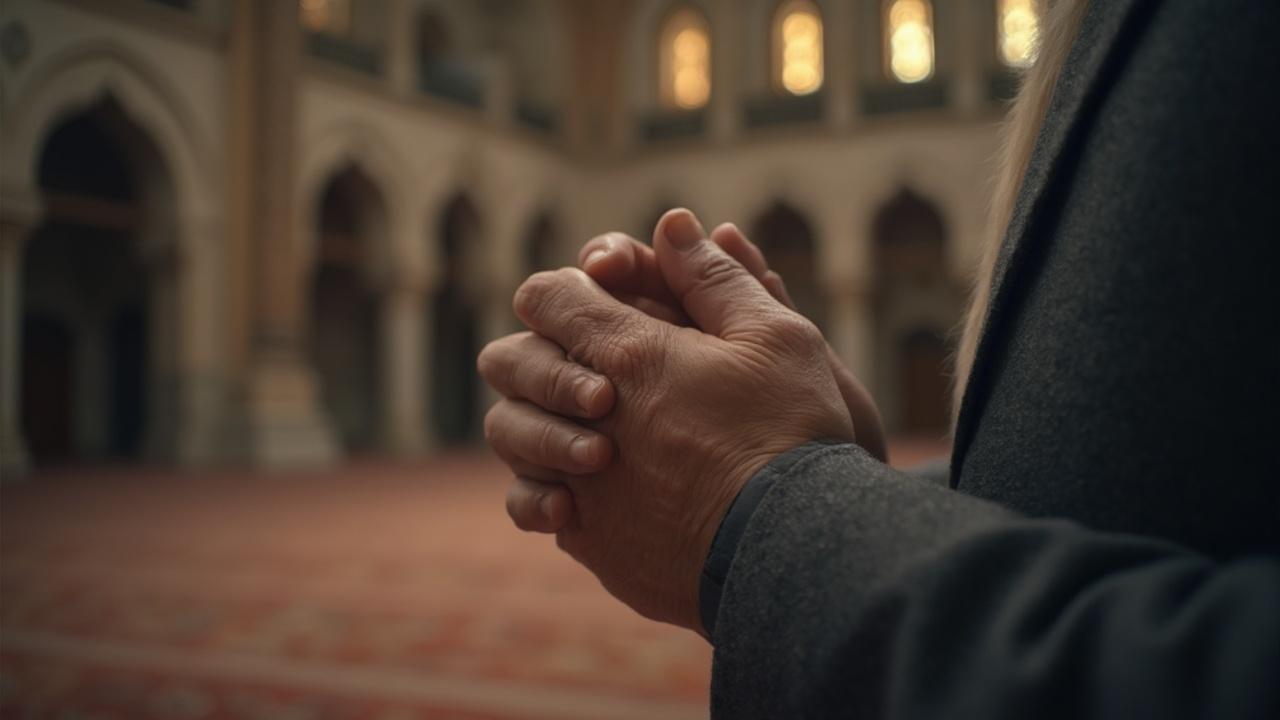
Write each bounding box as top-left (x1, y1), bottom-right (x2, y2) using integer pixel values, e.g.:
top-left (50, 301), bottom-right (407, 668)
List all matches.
top-left (228, 0), bottom-right (336, 467)
top-left (379, 275), bottom-right (429, 455)
top-left (709, 0), bottom-right (741, 144)
top-left (485, 59), bottom-right (515, 130)
top-left (824, 0), bottom-right (859, 129)
top-left (950, 0), bottom-right (984, 117)
top-left (0, 198), bottom-right (39, 480)
top-left (385, 0), bottom-right (415, 97)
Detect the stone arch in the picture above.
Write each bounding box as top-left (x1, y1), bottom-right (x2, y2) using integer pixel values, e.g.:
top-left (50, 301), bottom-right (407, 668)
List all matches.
top-left (523, 209), bottom-right (560, 275)
top-left (869, 186), bottom-right (961, 436)
top-left (1, 41), bottom-right (215, 222)
top-left (306, 164), bottom-right (393, 453)
top-left (1, 42), bottom-right (223, 467)
top-left (430, 192), bottom-right (485, 445)
top-left (298, 122), bottom-right (412, 283)
top-left (750, 200), bottom-right (827, 330)
top-left (627, 0), bottom-right (715, 112)
top-left (20, 97), bottom-right (174, 463)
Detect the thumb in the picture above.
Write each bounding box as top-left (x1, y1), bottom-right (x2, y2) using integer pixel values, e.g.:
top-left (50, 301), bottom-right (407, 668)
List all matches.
top-left (653, 209), bottom-right (785, 339)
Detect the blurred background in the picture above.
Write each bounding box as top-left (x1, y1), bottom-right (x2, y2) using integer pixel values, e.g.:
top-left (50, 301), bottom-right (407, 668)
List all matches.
top-left (0, 0), bottom-right (1036, 716)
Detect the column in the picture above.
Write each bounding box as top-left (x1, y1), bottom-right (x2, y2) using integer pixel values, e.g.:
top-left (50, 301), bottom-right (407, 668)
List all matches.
top-left (709, 0), bottom-right (742, 144)
top-left (0, 199), bottom-right (39, 481)
top-left (824, 0), bottom-right (859, 129)
top-left (228, 0), bottom-right (336, 467)
top-left (385, 0), bottom-right (415, 97)
top-left (950, 0), bottom-right (984, 117)
top-left (379, 275), bottom-right (429, 455)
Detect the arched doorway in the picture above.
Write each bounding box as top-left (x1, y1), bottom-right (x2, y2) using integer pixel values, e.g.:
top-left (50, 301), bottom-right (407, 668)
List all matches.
top-left (524, 211), bottom-right (558, 275)
top-left (871, 188), bottom-right (957, 436)
top-left (431, 194), bottom-right (483, 445)
top-left (308, 165), bottom-right (387, 453)
top-left (750, 201), bottom-right (827, 331)
top-left (20, 97), bottom-right (171, 464)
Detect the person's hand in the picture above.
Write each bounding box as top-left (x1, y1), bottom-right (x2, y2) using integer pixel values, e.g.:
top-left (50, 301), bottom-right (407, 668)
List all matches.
top-left (477, 217), bottom-right (885, 536)
top-left (490, 209), bottom-right (856, 632)
top-left (575, 223), bottom-right (886, 462)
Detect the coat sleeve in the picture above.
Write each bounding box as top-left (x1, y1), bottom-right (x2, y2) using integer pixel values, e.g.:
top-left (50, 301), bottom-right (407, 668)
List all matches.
top-left (709, 442), bottom-right (1280, 720)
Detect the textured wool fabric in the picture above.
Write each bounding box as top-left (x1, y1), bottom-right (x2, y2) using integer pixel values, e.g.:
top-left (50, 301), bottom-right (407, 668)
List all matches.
top-left (707, 1), bottom-right (1280, 717)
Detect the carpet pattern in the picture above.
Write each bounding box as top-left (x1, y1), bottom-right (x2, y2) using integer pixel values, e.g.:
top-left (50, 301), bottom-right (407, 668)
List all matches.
top-left (1, 442), bottom-right (947, 719)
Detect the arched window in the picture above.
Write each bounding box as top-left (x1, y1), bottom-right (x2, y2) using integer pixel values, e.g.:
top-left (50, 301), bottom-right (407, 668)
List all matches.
top-left (883, 0), bottom-right (934, 84)
top-left (772, 0), bottom-right (824, 96)
top-left (997, 0), bottom-right (1039, 68)
top-left (658, 6), bottom-right (712, 110)
top-left (299, 0), bottom-right (351, 35)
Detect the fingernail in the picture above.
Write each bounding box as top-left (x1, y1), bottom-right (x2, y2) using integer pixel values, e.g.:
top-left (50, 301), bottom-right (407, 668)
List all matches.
top-left (570, 436), bottom-right (595, 466)
top-left (583, 249), bottom-right (608, 271)
top-left (575, 376), bottom-right (604, 412)
top-left (664, 210), bottom-right (705, 251)
top-left (539, 493), bottom-right (555, 519)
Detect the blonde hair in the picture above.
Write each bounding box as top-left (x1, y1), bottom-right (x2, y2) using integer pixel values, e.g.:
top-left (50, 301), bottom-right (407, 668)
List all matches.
top-left (951, 0), bottom-right (1091, 424)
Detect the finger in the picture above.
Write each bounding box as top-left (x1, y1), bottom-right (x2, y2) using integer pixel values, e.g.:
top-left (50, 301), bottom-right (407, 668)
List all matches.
top-left (709, 224), bottom-right (799, 311)
top-left (653, 209), bottom-right (789, 339)
top-left (709, 223), bottom-right (768, 277)
top-left (513, 268), bottom-right (658, 370)
top-left (477, 331), bottom-right (615, 419)
top-left (484, 398), bottom-right (613, 474)
top-left (507, 476), bottom-right (574, 533)
top-left (578, 232), bottom-right (681, 309)
top-left (825, 344), bottom-right (889, 463)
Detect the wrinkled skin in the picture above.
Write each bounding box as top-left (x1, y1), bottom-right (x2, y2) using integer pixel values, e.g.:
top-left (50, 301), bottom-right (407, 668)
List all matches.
top-left (478, 215), bottom-right (886, 539)
top-left (479, 209), bottom-right (868, 632)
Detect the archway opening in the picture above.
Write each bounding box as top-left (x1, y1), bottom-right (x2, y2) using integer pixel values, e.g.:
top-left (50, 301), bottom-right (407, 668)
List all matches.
top-left (308, 165), bottom-right (386, 453)
top-left (750, 201), bottom-right (826, 331)
top-left (871, 188), bottom-right (955, 436)
top-left (523, 211), bottom-right (558, 275)
top-left (21, 97), bottom-right (169, 464)
top-left (431, 194), bottom-right (483, 446)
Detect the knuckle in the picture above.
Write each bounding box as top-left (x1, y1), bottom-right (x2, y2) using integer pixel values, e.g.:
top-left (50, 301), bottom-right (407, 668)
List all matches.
top-left (534, 419), bottom-right (561, 463)
top-left (771, 312), bottom-right (823, 353)
top-left (476, 339), bottom-right (504, 384)
top-left (543, 359), bottom-right (575, 411)
top-left (482, 404), bottom-right (501, 444)
top-left (513, 271), bottom-right (557, 320)
top-left (506, 489), bottom-right (535, 531)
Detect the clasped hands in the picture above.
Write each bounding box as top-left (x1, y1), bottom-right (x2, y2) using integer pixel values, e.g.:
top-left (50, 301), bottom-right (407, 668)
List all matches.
top-left (477, 209), bottom-right (887, 634)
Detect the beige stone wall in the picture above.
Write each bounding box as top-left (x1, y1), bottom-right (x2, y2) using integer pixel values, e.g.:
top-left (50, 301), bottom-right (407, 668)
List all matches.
top-left (0, 0), bottom-right (1009, 475)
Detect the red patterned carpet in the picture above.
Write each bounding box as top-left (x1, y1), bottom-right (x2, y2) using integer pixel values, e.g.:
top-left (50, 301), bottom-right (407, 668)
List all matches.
top-left (0, 442), bottom-right (947, 719)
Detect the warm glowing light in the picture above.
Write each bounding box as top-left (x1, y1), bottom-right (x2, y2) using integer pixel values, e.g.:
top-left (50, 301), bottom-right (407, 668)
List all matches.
top-left (300, 0), bottom-right (350, 35)
top-left (998, 0), bottom-right (1039, 68)
top-left (885, 0), bottom-right (934, 84)
top-left (659, 8), bottom-right (711, 110)
top-left (775, 1), bottom-right (824, 95)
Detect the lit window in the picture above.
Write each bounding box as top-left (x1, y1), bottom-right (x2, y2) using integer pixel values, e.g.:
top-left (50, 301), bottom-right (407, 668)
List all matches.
top-left (773, 0), bottom-right (824, 96)
top-left (998, 0), bottom-right (1039, 68)
top-left (884, 0), bottom-right (934, 84)
top-left (300, 0), bottom-right (350, 35)
top-left (658, 7), bottom-right (711, 110)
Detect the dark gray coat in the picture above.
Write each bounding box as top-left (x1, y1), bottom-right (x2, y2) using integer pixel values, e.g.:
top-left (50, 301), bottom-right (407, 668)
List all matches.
top-left (709, 1), bottom-right (1280, 717)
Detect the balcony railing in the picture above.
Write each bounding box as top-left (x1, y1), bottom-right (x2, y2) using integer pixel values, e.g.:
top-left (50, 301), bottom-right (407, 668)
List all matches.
top-left (860, 78), bottom-right (950, 115)
top-left (419, 60), bottom-right (485, 109)
top-left (640, 109), bottom-right (706, 142)
top-left (307, 33), bottom-right (383, 76)
top-left (742, 92), bottom-right (825, 129)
